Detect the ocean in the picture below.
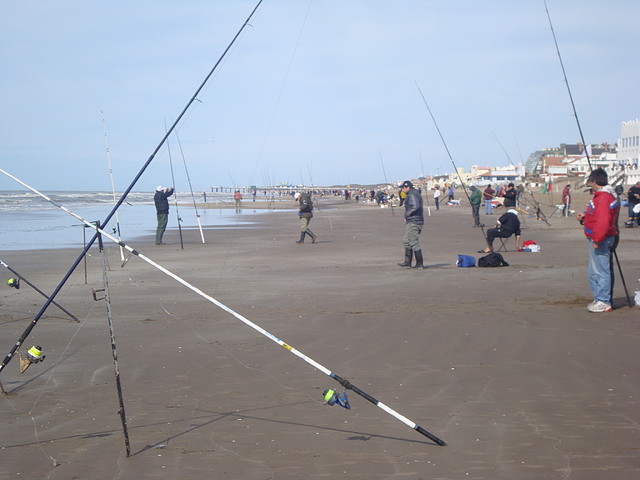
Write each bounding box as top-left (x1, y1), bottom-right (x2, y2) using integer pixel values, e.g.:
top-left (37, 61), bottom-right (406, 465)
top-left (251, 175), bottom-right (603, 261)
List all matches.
top-left (0, 190), bottom-right (275, 251)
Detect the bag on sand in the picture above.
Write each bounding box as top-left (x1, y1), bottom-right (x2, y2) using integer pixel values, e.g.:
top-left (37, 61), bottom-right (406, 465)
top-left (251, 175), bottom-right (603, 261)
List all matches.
top-left (478, 252), bottom-right (509, 267)
top-left (456, 254), bottom-right (475, 267)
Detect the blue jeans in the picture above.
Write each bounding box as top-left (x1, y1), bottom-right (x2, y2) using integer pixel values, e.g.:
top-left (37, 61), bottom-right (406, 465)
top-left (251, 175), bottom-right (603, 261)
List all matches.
top-left (484, 199), bottom-right (492, 215)
top-left (588, 236), bottom-right (615, 304)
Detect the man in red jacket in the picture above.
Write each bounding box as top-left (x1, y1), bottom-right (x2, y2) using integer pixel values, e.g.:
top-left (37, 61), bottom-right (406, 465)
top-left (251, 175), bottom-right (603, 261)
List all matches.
top-left (576, 168), bottom-right (619, 313)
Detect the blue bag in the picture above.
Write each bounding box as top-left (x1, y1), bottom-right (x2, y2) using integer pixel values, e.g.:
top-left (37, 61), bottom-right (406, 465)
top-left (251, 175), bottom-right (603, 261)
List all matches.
top-left (457, 254), bottom-right (475, 267)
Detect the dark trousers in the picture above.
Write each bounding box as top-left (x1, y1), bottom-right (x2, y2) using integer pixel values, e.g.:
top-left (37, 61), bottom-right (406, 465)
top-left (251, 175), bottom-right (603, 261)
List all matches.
top-left (486, 227), bottom-right (510, 248)
top-left (471, 204), bottom-right (480, 225)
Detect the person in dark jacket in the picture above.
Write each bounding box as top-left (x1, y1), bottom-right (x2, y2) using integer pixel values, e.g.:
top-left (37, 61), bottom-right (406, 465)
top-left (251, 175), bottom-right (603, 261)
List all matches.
top-left (296, 192), bottom-right (317, 244)
top-left (503, 183), bottom-right (517, 208)
top-left (481, 208), bottom-right (521, 253)
top-left (154, 185), bottom-right (174, 245)
top-left (469, 186), bottom-right (483, 227)
top-left (398, 180), bottom-right (426, 268)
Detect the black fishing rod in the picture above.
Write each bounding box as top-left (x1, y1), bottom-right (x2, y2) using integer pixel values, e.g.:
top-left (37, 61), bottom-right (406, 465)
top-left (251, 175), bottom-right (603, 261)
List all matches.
top-left (164, 118), bottom-right (185, 249)
top-left (543, 0), bottom-right (592, 171)
top-left (10, 171), bottom-right (447, 446)
top-left (95, 225), bottom-right (131, 456)
top-left (544, 0), bottom-right (631, 307)
top-left (0, 0), bottom-right (264, 378)
top-left (415, 82), bottom-right (487, 243)
top-left (0, 259), bottom-right (78, 323)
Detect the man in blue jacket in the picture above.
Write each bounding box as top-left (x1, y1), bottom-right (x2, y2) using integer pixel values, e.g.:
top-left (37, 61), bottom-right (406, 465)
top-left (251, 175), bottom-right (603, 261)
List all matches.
top-left (154, 185), bottom-right (174, 245)
top-left (398, 181), bottom-right (425, 269)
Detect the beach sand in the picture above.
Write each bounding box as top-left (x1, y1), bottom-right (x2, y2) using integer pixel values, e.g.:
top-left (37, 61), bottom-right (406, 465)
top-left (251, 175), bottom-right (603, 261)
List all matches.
top-left (1, 191), bottom-right (639, 479)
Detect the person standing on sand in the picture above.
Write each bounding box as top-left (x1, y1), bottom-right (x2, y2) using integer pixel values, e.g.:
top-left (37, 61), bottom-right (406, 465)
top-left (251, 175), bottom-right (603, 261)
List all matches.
top-left (503, 183), bottom-right (517, 209)
top-left (577, 168), bottom-right (619, 313)
top-left (398, 181), bottom-right (425, 269)
top-left (154, 185), bottom-right (174, 245)
top-left (469, 186), bottom-right (483, 227)
top-left (234, 190), bottom-right (243, 208)
top-left (296, 192), bottom-right (317, 244)
top-left (562, 184), bottom-right (571, 217)
top-left (483, 184), bottom-right (494, 215)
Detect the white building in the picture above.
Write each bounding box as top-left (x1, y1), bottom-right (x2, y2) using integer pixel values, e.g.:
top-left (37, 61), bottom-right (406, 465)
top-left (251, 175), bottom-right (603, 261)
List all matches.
top-left (618, 119), bottom-right (640, 166)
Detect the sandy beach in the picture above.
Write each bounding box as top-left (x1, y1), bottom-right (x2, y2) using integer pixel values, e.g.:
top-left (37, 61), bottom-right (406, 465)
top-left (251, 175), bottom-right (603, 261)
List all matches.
top-left (1, 190), bottom-right (639, 479)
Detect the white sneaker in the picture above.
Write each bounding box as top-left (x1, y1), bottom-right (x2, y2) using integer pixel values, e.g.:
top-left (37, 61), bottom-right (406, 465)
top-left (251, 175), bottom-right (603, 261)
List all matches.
top-left (587, 301), bottom-right (612, 313)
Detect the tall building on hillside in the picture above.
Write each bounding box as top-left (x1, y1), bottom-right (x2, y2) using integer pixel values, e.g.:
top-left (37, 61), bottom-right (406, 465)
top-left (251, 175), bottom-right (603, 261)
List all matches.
top-left (618, 119), bottom-right (640, 165)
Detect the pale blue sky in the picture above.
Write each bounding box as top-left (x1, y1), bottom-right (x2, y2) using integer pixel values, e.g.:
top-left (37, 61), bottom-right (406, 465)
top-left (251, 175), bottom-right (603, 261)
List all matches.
top-left (1, 1), bottom-right (638, 191)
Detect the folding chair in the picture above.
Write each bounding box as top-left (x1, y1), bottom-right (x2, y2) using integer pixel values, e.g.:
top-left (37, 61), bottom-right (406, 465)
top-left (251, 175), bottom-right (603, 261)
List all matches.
top-left (496, 236), bottom-right (511, 252)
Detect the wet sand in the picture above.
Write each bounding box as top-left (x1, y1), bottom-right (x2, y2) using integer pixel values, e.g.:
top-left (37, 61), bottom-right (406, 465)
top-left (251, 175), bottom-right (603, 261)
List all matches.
top-left (1, 190), bottom-right (639, 479)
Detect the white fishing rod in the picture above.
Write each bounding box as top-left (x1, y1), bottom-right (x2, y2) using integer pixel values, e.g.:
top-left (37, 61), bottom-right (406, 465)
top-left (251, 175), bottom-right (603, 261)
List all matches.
top-left (101, 111), bottom-right (125, 261)
top-left (174, 129), bottom-right (206, 243)
top-left (1, 167), bottom-right (446, 447)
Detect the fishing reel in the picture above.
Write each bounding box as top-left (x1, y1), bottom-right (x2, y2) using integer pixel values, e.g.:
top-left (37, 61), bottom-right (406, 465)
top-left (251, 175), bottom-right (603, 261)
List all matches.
top-left (322, 388), bottom-right (351, 409)
top-left (19, 345), bottom-right (45, 374)
top-left (7, 277), bottom-right (20, 289)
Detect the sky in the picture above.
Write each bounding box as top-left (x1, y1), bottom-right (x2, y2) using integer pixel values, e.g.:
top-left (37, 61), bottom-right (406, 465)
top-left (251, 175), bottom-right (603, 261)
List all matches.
top-left (1, 0), bottom-right (639, 192)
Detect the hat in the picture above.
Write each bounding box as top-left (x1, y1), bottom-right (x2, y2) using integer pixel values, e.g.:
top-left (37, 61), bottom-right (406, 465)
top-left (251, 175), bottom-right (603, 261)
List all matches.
top-left (156, 185), bottom-right (164, 191)
top-left (508, 183), bottom-right (514, 187)
top-left (400, 180), bottom-right (413, 188)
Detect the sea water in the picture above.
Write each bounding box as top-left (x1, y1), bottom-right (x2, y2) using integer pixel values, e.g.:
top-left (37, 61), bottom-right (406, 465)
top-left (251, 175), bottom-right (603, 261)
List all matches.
top-left (0, 190), bottom-right (275, 251)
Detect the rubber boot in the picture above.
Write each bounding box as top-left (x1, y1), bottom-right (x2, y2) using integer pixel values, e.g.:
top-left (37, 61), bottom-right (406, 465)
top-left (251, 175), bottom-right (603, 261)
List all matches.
top-left (397, 248), bottom-right (413, 267)
top-left (412, 249), bottom-right (425, 269)
top-left (306, 229), bottom-right (317, 243)
top-left (296, 231), bottom-right (306, 244)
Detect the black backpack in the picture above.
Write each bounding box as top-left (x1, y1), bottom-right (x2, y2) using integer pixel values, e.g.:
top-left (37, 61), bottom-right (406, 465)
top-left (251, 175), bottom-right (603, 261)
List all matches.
top-left (478, 252), bottom-right (509, 267)
top-left (300, 197), bottom-right (313, 213)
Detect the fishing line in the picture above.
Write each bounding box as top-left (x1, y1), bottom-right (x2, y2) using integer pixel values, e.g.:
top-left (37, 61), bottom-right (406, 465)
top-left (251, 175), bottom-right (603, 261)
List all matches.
top-left (6, 169), bottom-right (446, 446)
top-left (0, 0), bottom-right (264, 380)
top-left (543, 0), bottom-right (631, 307)
top-left (248, 0), bottom-right (313, 188)
top-left (164, 118), bottom-right (185, 249)
top-left (492, 134), bottom-right (549, 226)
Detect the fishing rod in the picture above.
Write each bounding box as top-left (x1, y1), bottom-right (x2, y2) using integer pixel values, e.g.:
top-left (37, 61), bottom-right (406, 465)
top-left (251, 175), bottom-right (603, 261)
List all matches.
top-left (0, 0), bottom-right (264, 379)
top-left (174, 130), bottom-right (206, 243)
top-left (492, 133), bottom-right (551, 227)
top-left (101, 111), bottom-right (125, 261)
top-left (164, 119), bottom-right (185, 249)
top-left (544, 0), bottom-right (632, 307)
top-left (379, 152), bottom-right (395, 216)
top-left (415, 82), bottom-right (487, 243)
top-left (419, 151), bottom-right (432, 216)
top-left (4, 168), bottom-right (447, 446)
top-left (543, 0), bottom-right (592, 171)
top-left (95, 225), bottom-right (131, 456)
top-left (0, 259), bottom-right (79, 323)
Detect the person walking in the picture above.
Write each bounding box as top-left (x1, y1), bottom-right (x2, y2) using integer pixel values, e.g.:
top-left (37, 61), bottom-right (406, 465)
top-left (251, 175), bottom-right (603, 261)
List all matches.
top-left (483, 184), bottom-right (495, 215)
top-left (561, 184), bottom-right (571, 217)
top-left (433, 186), bottom-right (440, 210)
top-left (448, 184), bottom-right (454, 202)
top-left (154, 185), bottom-right (174, 245)
top-left (577, 168), bottom-right (619, 313)
top-left (469, 186), bottom-right (483, 227)
top-left (296, 192), bottom-right (317, 244)
top-left (398, 181), bottom-right (425, 269)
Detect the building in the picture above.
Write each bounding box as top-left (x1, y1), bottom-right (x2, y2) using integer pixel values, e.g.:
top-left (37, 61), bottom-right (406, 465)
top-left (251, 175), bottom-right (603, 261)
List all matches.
top-left (618, 119), bottom-right (640, 166)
